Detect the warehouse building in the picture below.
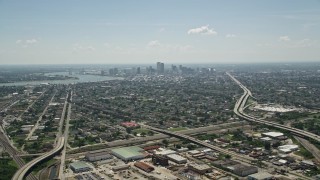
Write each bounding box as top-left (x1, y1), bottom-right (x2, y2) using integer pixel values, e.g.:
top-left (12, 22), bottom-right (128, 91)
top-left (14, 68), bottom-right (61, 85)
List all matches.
top-left (278, 144), bottom-right (299, 154)
top-left (69, 161), bottom-right (92, 173)
top-left (85, 151), bottom-right (113, 162)
top-left (228, 164), bottom-right (258, 177)
top-left (166, 154), bottom-right (187, 164)
top-left (188, 163), bottom-right (212, 175)
top-left (134, 162), bottom-right (155, 173)
top-left (112, 164), bottom-right (130, 171)
top-left (262, 132), bottom-right (287, 140)
top-left (155, 148), bottom-right (176, 156)
top-left (111, 146), bottom-right (145, 162)
top-left (248, 172), bottom-right (274, 180)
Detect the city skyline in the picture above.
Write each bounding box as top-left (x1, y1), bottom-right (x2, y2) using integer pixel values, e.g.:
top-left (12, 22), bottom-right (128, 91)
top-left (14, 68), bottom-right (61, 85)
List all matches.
top-left (1, 0), bottom-right (320, 64)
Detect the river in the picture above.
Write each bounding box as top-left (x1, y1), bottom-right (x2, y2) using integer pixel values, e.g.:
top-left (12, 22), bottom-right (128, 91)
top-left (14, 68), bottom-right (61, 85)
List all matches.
top-left (0, 72), bottom-right (123, 86)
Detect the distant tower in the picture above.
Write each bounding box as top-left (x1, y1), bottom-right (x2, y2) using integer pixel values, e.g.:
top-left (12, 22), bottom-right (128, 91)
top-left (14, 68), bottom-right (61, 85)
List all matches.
top-left (137, 67), bottom-right (141, 74)
top-left (157, 62), bottom-right (164, 74)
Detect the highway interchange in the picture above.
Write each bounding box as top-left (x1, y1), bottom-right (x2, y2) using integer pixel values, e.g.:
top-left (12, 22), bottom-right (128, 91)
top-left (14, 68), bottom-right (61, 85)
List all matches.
top-left (227, 72), bottom-right (320, 143)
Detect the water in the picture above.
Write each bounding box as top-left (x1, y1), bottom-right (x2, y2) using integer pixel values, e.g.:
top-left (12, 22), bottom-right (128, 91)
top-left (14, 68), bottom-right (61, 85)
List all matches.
top-left (0, 72), bottom-right (123, 86)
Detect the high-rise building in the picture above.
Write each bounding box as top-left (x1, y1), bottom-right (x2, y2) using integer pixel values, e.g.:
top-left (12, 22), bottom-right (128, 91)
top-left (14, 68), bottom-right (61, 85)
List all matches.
top-left (157, 62), bottom-right (164, 74)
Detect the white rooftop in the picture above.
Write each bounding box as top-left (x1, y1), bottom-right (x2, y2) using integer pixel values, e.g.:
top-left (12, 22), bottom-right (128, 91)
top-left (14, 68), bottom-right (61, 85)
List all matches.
top-left (167, 154), bottom-right (187, 161)
top-left (155, 148), bottom-right (176, 156)
top-left (262, 132), bottom-right (284, 138)
top-left (278, 145), bottom-right (299, 151)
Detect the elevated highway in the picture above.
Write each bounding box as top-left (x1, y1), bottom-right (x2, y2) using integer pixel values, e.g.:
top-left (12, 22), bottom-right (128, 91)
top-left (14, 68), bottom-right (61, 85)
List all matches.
top-left (142, 124), bottom-right (254, 164)
top-left (12, 137), bottom-right (64, 180)
top-left (227, 72), bottom-right (320, 143)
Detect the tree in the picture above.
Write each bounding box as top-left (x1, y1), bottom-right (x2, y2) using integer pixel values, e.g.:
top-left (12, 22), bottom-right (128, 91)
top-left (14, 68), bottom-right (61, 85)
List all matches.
top-left (141, 132), bottom-right (146, 137)
top-left (162, 139), bottom-right (169, 147)
top-left (264, 142), bottom-right (271, 151)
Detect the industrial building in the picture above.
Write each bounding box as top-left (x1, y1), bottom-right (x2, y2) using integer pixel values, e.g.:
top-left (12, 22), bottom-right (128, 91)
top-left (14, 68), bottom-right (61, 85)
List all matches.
top-left (228, 164), bottom-right (258, 177)
top-left (112, 164), bottom-right (130, 171)
top-left (152, 154), bottom-right (169, 166)
top-left (69, 161), bottom-right (92, 173)
top-left (134, 162), bottom-right (155, 173)
top-left (166, 154), bottom-right (187, 164)
top-left (262, 132), bottom-right (287, 140)
top-left (188, 163), bottom-right (212, 175)
top-left (85, 151), bottom-right (113, 162)
top-left (111, 146), bottom-right (145, 162)
top-left (247, 172), bottom-right (274, 180)
top-left (278, 144), bottom-right (299, 154)
top-left (155, 147), bottom-right (176, 156)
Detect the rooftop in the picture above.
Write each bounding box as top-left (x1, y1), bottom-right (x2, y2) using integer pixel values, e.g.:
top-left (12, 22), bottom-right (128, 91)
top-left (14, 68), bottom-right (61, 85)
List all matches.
top-left (111, 146), bottom-right (144, 158)
top-left (262, 132), bottom-right (284, 138)
top-left (69, 161), bottom-right (90, 169)
top-left (167, 154), bottom-right (187, 161)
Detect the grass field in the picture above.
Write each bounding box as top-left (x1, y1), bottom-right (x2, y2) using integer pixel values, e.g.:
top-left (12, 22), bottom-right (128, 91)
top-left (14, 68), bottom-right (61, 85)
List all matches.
top-left (132, 128), bottom-right (151, 134)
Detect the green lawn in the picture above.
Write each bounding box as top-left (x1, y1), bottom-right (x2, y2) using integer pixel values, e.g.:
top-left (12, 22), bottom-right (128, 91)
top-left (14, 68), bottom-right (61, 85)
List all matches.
top-left (132, 128), bottom-right (151, 134)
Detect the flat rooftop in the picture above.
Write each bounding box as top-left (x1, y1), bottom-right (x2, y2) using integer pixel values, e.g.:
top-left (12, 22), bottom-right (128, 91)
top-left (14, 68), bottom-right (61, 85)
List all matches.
top-left (262, 132), bottom-right (284, 137)
top-left (111, 146), bottom-right (144, 158)
top-left (70, 161), bottom-right (90, 169)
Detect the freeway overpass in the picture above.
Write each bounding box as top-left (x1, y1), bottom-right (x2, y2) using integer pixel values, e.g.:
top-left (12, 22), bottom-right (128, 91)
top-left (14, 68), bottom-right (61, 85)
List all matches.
top-left (227, 72), bottom-right (320, 143)
top-left (12, 137), bottom-right (65, 180)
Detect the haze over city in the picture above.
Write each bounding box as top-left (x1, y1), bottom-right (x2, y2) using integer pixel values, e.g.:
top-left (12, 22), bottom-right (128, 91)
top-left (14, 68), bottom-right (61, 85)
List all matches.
top-left (1, 0), bottom-right (320, 64)
top-left (1, 1), bottom-right (320, 180)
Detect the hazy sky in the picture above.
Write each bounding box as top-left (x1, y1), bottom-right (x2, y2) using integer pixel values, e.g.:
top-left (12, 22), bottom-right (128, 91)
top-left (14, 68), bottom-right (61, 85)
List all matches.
top-left (1, 0), bottom-right (320, 64)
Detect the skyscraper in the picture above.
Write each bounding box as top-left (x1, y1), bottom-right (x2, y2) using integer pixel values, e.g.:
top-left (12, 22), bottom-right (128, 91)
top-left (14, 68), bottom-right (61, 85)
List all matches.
top-left (157, 62), bottom-right (164, 74)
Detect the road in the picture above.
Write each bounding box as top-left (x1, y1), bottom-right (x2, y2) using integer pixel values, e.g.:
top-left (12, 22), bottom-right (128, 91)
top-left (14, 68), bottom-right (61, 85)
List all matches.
top-left (227, 72), bottom-right (320, 143)
top-left (0, 96), bottom-right (37, 180)
top-left (26, 92), bottom-right (56, 140)
top-left (59, 90), bottom-right (73, 180)
top-left (294, 136), bottom-right (320, 162)
top-left (12, 137), bottom-right (65, 180)
top-left (17, 90), bottom-right (47, 121)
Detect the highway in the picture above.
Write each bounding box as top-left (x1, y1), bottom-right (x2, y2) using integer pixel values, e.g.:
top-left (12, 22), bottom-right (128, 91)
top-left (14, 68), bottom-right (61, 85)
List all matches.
top-left (12, 137), bottom-right (65, 180)
top-left (59, 90), bottom-right (73, 180)
top-left (142, 124), bottom-right (255, 164)
top-left (227, 72), bottom-right (320, 143)
top-left (0, 97), bottom-right (38, 180)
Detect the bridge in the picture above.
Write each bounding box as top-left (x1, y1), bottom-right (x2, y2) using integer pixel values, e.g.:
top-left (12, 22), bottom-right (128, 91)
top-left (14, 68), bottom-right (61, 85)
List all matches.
top-left (12, 137), bottom-right (65, 180)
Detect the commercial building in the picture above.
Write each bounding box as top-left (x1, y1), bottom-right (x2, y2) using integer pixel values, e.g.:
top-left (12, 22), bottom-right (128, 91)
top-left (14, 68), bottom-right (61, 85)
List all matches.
top-left (69, 161), bottom-right (92, 173)
top-left (134, 162), bottom-right (155, 173)
top-left (85, 151), bottom-right (113, 162)
top-left (188, 163), bottom-right (212, 175)
top-left (111, 146), bottom-right (145, 162)
top-left (247, 172), bottom-right (274, 180)
top-left (166, 154), bottom-right (187, 164)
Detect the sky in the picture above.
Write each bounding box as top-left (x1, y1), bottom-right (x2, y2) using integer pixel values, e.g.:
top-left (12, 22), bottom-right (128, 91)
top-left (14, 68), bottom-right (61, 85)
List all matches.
top-left (0, 0), bottom-right (320, 64)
